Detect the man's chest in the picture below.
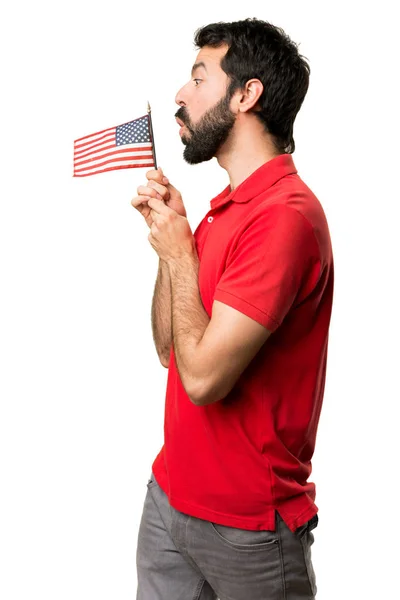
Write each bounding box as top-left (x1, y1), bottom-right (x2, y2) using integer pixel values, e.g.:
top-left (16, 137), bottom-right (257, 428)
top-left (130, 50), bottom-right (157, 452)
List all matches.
top-left (193, 208), bottom-right (244, 316)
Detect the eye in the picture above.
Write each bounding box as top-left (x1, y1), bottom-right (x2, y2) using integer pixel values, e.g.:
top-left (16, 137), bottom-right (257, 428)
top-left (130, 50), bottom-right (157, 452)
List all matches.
top-left (192, 78), bottom-right (202, 86)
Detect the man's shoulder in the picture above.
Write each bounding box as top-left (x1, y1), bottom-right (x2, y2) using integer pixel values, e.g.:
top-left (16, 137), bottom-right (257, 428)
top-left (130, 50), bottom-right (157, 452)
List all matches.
top-left (253, 175), bottom-right (328, 232)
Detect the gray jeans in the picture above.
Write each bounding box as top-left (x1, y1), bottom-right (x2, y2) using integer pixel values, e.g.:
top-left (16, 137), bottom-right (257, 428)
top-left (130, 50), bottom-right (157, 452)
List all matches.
top-left (136, 471), bottom-right (318, 599)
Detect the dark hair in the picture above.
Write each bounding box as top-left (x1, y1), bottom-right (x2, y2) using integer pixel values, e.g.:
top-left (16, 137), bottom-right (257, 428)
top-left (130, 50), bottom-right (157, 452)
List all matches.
top-left (194, 18), bottom-right (310, 154)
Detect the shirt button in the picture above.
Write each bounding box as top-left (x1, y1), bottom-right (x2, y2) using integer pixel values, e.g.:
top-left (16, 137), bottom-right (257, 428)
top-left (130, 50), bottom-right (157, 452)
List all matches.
top-left (207, 216), bottom-right (213, 223)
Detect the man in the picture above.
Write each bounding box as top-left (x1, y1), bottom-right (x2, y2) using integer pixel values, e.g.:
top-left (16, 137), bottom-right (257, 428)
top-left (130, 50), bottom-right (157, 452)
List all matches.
top-left (131, 17), bottom-right (333, 600)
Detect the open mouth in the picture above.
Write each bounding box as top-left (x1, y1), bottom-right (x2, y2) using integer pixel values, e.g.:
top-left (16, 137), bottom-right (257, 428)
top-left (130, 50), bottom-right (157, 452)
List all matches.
top-left (175, 116), bottom-right (191, 137)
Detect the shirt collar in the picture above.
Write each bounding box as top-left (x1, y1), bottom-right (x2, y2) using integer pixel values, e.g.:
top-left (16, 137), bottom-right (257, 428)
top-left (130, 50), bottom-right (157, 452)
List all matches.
top-left (209, 153), bottom-right (298, 210)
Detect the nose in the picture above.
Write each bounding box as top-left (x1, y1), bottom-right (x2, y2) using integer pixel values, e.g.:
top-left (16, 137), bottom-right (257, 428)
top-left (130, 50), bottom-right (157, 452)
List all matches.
top-left (175, 82), bottom-right (188, 107)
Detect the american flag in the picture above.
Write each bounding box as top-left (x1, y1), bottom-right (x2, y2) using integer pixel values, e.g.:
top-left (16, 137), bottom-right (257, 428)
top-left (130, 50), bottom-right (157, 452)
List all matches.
top-left (73, 114), bottom-right (155, 177)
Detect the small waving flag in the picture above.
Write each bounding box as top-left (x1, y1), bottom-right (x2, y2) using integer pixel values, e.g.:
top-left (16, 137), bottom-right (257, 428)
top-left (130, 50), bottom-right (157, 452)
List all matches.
top-left (73, 110), bottom-right (156, 177)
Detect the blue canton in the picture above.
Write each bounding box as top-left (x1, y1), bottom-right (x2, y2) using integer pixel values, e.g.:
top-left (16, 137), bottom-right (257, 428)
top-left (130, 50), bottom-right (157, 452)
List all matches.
top-left (116, 116), bottom-right (151, 146)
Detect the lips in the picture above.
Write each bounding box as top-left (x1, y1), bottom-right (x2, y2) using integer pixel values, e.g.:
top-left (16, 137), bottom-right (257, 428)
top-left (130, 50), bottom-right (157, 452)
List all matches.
top-left (175, 117), bottom-right (185, 127)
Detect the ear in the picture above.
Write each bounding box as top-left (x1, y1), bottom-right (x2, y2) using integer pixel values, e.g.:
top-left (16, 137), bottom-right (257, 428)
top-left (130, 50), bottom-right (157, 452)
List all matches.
top-left (235, 79), bottom-right (264, 114)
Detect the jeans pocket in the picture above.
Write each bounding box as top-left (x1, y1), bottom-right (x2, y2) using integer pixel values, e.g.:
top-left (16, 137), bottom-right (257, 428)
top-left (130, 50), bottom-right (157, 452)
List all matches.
top-left (210, 522), bottom-right (279, 552)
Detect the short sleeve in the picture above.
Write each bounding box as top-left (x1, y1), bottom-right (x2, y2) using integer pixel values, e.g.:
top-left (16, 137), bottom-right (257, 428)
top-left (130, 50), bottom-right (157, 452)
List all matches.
top-left (213, 204), bottom-right (320, 332)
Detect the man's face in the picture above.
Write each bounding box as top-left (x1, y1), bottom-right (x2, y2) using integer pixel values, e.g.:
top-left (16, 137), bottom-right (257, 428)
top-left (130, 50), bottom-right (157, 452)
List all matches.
top-left (174, 45), bottom-right (237, 164)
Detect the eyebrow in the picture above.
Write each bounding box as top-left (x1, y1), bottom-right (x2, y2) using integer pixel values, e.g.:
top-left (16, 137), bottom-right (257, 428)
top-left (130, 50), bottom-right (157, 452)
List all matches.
top-left (191, 61), bottom-right (208, 76)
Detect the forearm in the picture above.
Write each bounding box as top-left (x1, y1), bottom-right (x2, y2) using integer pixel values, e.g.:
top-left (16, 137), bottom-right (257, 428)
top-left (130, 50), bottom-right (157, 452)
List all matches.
top-left (151, 258), bottom-right (172, 363)
top-left (167, 249), bottom-right (211, 400)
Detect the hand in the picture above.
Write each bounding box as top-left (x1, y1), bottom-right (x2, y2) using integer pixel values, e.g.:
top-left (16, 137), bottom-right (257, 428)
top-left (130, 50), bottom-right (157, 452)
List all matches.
top-left (131, 167), bottom-right (187, 229)
top-left (146, 197), bottom-right (195, 262)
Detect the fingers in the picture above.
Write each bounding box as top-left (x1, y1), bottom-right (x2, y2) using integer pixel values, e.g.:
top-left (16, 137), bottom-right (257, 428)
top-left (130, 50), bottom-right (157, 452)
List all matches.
top-left (131, 194), bottom-right (151, 209)
top-left (146, 167), bottom-right (163, 182)
top-left (146, 167), bottom-right (169, 186)
top-left (147, 180), bottom-right (171, 200)
top-left (132, 167), bottom-right (170, 212)
top-left (132, 190), bottom-right (165, 212)
top-left (146, 167), bottom-right (163, 179)
top-left (146, 167), bottom-right (170, 200)
top-left (137, 182), bottom-right (170, 201)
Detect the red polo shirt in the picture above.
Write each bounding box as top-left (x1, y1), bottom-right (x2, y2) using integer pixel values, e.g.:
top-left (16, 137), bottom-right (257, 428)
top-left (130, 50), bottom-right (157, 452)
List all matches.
top-left (152, 153), bottom-right (334, 532)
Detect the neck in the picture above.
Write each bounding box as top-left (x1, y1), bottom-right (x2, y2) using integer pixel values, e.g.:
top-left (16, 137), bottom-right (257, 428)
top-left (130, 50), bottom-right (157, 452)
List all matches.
top-left (216, 122), bottom-right (282, 191)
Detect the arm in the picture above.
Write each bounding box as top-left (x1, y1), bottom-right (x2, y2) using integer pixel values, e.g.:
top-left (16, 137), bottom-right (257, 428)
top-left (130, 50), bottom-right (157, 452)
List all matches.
top-left (167, 205), bottom-right (319, 406)
top-left (167, 250), bottom-right (211, 398)
top-left (151, 258), bottom-right (172, 368)
top-left (167, 251), bottom-right (271, 406)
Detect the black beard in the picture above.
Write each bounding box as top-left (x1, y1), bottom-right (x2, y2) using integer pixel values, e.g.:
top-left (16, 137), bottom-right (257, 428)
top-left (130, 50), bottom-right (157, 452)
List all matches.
top-left (176, 91), bottom-right (236, 164)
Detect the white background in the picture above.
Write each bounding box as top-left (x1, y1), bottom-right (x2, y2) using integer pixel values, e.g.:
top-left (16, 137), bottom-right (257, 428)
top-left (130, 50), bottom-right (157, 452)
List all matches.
top-left (0, 1), bottom-right (398, 598)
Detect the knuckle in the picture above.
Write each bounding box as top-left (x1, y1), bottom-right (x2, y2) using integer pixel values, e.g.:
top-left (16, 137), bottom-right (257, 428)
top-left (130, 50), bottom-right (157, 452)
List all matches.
top-left (141, 186), bottom-right (156, 198)
top-left (149, 181), bottom-right (169, 199)
top-left (149, 181), bottom-right (160, 193)
top-left (149, 181), bottom-right (161, 190)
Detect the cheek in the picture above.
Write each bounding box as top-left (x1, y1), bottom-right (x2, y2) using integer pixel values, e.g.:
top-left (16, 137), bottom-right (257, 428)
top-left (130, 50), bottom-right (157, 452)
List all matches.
top-left (191, 92), bottom-right (218, 122)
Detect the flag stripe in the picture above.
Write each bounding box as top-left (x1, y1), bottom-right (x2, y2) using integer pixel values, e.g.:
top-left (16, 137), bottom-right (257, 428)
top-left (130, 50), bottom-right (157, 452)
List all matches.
top-left (74, 156), bottom-right (155, 174)
top-left (74, 132), bottom-right (115, 151)
top-left (74, 161), bottom-right (155, 177)
top-left (74, 125), bottom-right (115, 143)
top-left (75, 149), bottom-right (153, 168)
top-left (75, 143), bottom-right (152, 162)
top-left (74, 135), bottom-right (115, 155)
top-left (74, 142), bottom-right (116, 160)
top-left (74, 145), bottom-right (153, 169)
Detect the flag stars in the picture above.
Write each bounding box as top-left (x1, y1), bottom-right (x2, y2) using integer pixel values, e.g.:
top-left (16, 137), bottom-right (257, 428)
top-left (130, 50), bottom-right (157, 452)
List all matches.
top-left (116, 116), bottom-right (151, 146)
